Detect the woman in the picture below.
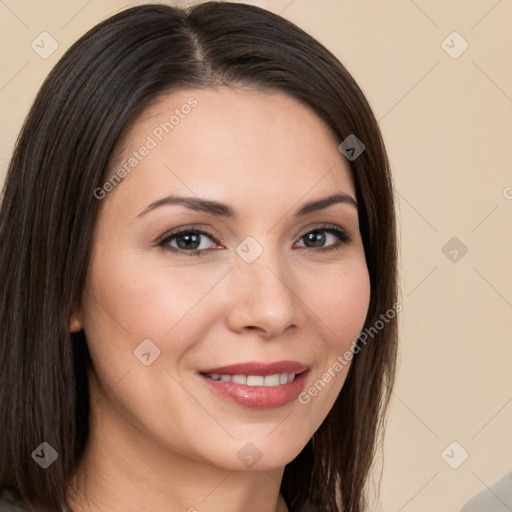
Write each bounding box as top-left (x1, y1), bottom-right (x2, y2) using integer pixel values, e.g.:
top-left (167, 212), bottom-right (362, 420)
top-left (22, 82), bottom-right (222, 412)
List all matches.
top-left (0, 2), bottom-right (399, 511)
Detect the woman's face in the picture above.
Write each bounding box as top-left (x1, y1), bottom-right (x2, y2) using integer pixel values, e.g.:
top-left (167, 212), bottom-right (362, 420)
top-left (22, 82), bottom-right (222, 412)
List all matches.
top-left (79, 87), bottom-right (371, 471)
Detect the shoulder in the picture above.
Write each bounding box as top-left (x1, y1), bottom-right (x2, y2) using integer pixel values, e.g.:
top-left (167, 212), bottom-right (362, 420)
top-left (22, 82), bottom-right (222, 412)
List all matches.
top-left (0, 488), bottom-right (71, 512)
top-left (0, 487), bottom-right (31, 512)
top-left (459, 471), bottom-right (512, 512)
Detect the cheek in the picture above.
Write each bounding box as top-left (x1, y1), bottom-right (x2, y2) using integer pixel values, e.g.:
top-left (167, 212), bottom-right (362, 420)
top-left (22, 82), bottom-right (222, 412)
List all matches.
top-left (307, 260), bottom-right (371, 350)
top-left (82, 242), bottom-right (216, 347)
top-left (80, 244), bottom-right (217, 443)
top-left (298, 261), bottom-right (370, 409)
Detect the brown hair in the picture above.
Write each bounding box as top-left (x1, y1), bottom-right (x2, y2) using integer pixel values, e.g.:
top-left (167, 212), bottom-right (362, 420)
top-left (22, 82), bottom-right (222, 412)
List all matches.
top-left (0, 3), bottom-right (398, 511)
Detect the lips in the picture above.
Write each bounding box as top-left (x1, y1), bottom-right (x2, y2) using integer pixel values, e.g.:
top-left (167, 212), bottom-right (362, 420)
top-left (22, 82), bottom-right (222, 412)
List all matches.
top-left (198, 360), bottom-right (310, 409)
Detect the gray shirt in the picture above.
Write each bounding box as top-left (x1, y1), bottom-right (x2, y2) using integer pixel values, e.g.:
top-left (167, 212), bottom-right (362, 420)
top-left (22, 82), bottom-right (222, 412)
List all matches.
top-left (459, 471), bottom-right (512, 512)
top-left (0, 487), bottom-right (70, 512)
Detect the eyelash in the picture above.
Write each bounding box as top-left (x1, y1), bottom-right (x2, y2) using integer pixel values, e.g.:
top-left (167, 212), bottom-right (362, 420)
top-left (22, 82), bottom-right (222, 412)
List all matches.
top-left (157, 223), bottom-right (353, 257)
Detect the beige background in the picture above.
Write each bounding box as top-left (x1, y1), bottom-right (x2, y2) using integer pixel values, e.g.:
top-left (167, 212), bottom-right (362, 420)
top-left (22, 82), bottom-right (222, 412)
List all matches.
top-left (1, 1), bottom-right (511, 510)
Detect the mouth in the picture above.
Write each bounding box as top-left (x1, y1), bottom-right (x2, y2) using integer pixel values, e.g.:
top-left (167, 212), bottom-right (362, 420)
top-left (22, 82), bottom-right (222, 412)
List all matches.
top-left (204, 372), bottom-right (298, 386)
top-left (198, 360), bottom-right (310, 409)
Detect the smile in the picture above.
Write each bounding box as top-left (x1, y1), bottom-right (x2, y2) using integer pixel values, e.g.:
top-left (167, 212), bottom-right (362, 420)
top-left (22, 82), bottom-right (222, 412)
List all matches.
top-left (204, 373), bottom-right (296, 386)
top-left (198, 361), bottom-right (310, 409)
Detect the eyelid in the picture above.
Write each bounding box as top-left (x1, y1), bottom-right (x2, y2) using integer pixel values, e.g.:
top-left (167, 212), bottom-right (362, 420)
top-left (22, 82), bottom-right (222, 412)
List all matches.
top-left (295, 223), bottom-right (353, 243)
top-left (155, 224), bottom-right (223, 246)
top-left (157, 222), bottom-right (353, 255)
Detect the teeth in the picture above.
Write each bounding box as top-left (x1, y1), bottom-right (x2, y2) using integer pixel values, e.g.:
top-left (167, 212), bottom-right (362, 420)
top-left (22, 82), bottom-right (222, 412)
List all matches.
top-left (263, 374), bottom-right (280, 386)
top-left (231, 374), bottom-right (247, 385)
top-left (205, 372), bottom-right (296, 386)
top-left (247, 375), bottom-right (264, 386)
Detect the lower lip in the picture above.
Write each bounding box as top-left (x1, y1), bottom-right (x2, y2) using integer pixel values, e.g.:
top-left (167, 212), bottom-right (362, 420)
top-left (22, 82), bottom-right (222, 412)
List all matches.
top-left (199, 371), bottom-right (309, 409)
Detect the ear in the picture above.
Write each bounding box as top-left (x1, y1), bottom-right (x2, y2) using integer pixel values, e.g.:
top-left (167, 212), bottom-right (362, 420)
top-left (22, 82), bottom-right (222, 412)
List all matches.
top-left (69, 312), bottom-right (83, 333)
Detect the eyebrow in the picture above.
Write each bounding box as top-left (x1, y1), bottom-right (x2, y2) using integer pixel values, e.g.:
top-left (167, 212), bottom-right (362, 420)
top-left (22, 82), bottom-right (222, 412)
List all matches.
top-left (136, 192), bottom-right (358, 219)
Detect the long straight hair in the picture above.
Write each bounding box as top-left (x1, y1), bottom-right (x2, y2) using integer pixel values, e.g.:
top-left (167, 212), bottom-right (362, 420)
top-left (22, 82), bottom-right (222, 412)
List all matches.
top-left (0, 3), bottom-right (398, 511)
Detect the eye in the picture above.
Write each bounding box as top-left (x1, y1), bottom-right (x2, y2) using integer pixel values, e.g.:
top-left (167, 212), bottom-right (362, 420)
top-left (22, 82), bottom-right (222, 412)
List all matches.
top-left (158, 223), bottom-right (353, 257)
top-left (295, 224), bottom-right (353, 252)
top-left (158, 228), bottom-right (220, 256)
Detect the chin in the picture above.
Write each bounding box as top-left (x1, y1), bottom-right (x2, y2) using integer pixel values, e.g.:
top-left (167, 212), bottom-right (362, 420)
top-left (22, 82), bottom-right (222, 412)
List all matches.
top-left (199, 430), bottom-right (312, 472)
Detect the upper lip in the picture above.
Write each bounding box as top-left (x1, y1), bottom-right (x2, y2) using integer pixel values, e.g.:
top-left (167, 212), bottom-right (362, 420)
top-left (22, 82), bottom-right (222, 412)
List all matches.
top-left (199, 360), bottom-right (309, 376)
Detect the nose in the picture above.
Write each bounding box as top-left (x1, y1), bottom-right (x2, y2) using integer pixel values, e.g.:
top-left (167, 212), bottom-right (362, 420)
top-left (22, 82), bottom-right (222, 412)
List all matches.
top-left (225, 247), bottom-right (302, 339)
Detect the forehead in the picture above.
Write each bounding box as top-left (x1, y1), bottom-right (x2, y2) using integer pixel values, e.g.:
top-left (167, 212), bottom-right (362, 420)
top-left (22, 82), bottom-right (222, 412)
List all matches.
top-left (105, 87), bottom-right (355, 214)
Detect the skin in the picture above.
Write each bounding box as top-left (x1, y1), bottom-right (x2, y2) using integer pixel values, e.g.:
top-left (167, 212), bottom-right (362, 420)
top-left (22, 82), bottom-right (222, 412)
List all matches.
top-left (67, 87), bottom-right (371, 512)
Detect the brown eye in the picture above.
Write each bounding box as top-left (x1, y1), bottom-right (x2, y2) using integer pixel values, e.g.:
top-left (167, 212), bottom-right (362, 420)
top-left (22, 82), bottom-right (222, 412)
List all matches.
top-left (159, 228), bottom-right (220, 256)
